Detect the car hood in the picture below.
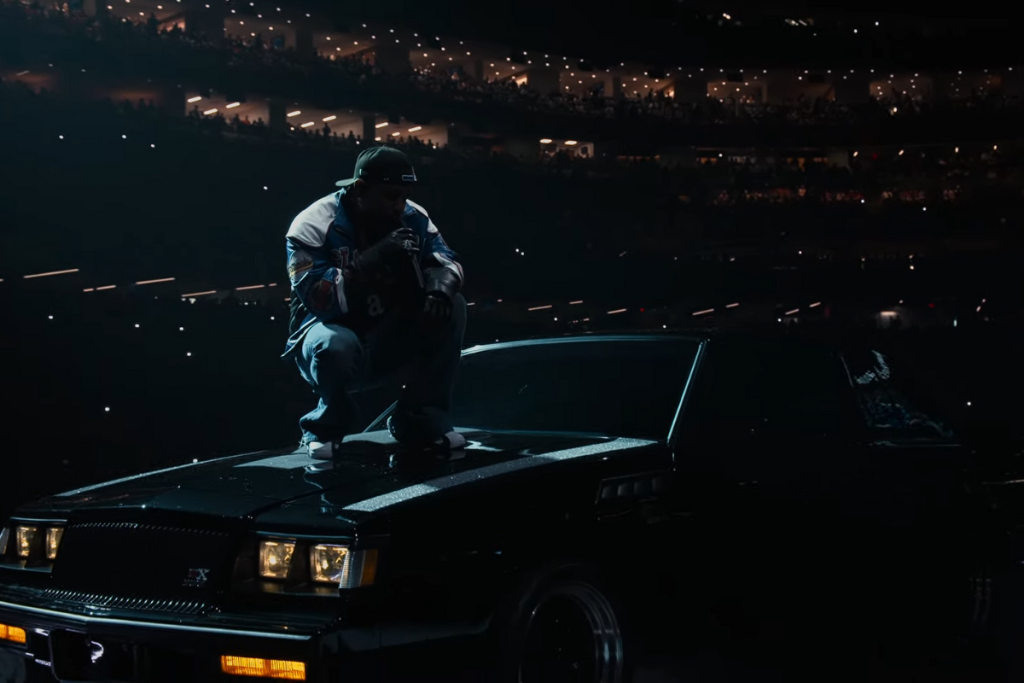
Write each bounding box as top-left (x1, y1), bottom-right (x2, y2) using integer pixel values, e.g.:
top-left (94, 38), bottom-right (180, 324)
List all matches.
top-left (17, 430), bottom-right (656, 528)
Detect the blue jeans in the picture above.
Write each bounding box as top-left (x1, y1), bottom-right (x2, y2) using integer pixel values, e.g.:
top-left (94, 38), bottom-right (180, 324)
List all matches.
top-left (294, 293), bottom-right (467, 445)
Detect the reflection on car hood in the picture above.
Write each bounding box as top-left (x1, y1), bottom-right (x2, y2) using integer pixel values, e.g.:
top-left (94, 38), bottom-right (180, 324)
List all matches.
top-left (18, 431), bottom-right (656, 523)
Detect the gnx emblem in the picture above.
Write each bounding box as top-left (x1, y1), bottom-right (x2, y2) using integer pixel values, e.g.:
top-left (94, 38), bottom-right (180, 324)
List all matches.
top-left (183, 567), bottom-right (210, 588)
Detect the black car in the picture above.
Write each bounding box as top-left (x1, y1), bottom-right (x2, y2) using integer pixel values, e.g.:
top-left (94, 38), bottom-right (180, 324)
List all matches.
top-left (0, 333), bottom-right (994, 682)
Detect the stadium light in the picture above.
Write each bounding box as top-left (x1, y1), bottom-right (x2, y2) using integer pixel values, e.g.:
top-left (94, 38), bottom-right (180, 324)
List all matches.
top-left (374, 122), bottom-right (389, 128)
top-left (301, 122), bottom-right (315, 128)
top-left (186, 96), bottom-right (202, 102)
top-left (323, 116), bottom-right (337, 122)
top-left (287, 111), bottom-right (302, 117)
top-left (203, 108), bottom-right (218, 115)
top-left (226, 102), bottom-right (241, 109)
top-left (408, 126), bottom-right (422, 132)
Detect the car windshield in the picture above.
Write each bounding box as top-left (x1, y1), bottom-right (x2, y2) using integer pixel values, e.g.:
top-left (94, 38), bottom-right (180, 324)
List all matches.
top-left (438, 338), bottom-right (701, 440)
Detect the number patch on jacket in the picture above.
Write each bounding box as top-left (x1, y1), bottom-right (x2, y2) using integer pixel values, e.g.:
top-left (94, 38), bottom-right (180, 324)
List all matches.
top-left (367, 294), bottom-right (385, 317)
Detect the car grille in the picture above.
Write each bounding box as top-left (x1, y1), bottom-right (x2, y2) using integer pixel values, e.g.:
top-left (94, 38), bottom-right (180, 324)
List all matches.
top-left (69, 521), bottom-right (230, 537)
top-left (52, 520), bottom-right (237, 598)
top-left (35, 588), bottom-right (211, 616)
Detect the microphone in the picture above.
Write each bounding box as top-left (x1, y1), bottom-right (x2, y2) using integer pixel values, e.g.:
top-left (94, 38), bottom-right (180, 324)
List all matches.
top-left (409, 252), bottom-right (425, 289)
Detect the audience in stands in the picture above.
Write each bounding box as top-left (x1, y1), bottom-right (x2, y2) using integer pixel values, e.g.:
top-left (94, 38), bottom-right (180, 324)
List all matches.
top-left (2, 0), bottom-right (1020, 133)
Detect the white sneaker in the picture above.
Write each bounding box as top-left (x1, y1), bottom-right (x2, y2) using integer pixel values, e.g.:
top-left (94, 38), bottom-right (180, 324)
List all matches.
top-left (437, 431), bottom-right (467, 450)
top-left (307, 441), bottom-right (335, 460)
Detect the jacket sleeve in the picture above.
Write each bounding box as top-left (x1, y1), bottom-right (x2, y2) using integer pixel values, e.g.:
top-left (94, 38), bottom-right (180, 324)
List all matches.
top-left (408, 201), bottom-right (464, 289)
top-left (286, 236), bottom-right (349, 321)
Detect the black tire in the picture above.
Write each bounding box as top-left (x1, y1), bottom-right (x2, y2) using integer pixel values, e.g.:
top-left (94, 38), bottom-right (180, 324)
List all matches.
top-left (494, 564), bottom-right (629, 683)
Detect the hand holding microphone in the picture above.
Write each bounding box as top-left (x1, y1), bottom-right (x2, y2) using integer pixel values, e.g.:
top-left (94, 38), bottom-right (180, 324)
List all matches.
top-left (346, 227), bottom-right (420, 283)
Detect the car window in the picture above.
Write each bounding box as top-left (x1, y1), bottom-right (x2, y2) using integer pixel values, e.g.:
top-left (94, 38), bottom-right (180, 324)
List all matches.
top-left (373, 338), bottom-right (700, 440)
top-left (841, 348), bottom-right (955, 442)
top-left (682, 340), bottom-right (857, 441)
top-left (760, 346), bottom-right (856, 434)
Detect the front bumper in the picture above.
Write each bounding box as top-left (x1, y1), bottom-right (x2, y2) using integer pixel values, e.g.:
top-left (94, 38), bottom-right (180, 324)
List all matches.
top-left (0, 598), bottom-right (372, 683)
top-left (0, 597), bottom-right (491, 682)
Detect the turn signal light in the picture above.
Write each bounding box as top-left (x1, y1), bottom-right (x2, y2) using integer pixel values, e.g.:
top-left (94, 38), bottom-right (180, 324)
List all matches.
top-left (220, 655), bottom-right (306, 680)
top-left (0, 623), bottom-right (27, 644)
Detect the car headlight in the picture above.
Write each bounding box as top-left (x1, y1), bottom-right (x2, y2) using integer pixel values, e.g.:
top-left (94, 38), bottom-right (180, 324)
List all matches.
top-left (46, 527), bottom-right (64, 561)
top-left (310, 545), bottom-right (377, 588)
top-left (0, 527), bottom-right (8, 557)
top-left (15, 527), bottom-right (37, 559)
top-left (258, 540), bottom-right (295, 579)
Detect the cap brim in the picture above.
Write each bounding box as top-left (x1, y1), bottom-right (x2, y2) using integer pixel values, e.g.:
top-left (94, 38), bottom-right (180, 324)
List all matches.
top-left (335, 178), bottom-right (357, 187)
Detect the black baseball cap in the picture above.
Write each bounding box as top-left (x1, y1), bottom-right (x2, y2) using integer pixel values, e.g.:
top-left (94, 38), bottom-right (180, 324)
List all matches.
top-left (336, 146), bottom-right (417, 187)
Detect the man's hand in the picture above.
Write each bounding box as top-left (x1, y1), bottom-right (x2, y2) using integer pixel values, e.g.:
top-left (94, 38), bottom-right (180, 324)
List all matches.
top-left (421, 266), bottom-right (460, 324)
top-left (347, 227), bottom-right (419, 282)
top-left (422, 291), bottom-right (453, 322)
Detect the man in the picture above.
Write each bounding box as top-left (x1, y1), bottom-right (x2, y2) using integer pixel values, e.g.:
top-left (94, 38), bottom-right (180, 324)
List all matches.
top-left (283, 146), bottom-right (467, 459)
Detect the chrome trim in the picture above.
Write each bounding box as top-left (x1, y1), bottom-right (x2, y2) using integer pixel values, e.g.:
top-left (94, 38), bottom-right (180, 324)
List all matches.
top-left (595, 469), bottom-right (673, 504)
top-left (69, 522), bottom-right (228, 537)
top-left (0, 601), bottom-right (313, 641)
top-left (459, 333), bottom-right (703, 357)
top-left (34, 589), bottom-right (209, 616)
top-left (0, 566), bottom-right (52, 575)
top-left (667, 339), bottom-right (707, 449)
top-left (255, 532), bottom-right (353, 542)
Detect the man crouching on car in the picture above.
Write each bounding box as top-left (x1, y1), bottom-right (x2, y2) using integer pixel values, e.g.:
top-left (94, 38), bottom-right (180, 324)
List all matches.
top-left (282, 146), bottom-right (467, 460)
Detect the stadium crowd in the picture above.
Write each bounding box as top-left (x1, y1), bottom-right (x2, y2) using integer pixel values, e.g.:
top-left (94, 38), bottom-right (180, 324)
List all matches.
top-left (2, 75), bottom-right (1022, 303)
top-left (2, 0), bottom-right (1022, 139)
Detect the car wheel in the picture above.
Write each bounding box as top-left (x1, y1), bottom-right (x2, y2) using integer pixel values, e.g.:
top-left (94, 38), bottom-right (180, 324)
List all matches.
top-left (497, 568), bottom-right (628, 683)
